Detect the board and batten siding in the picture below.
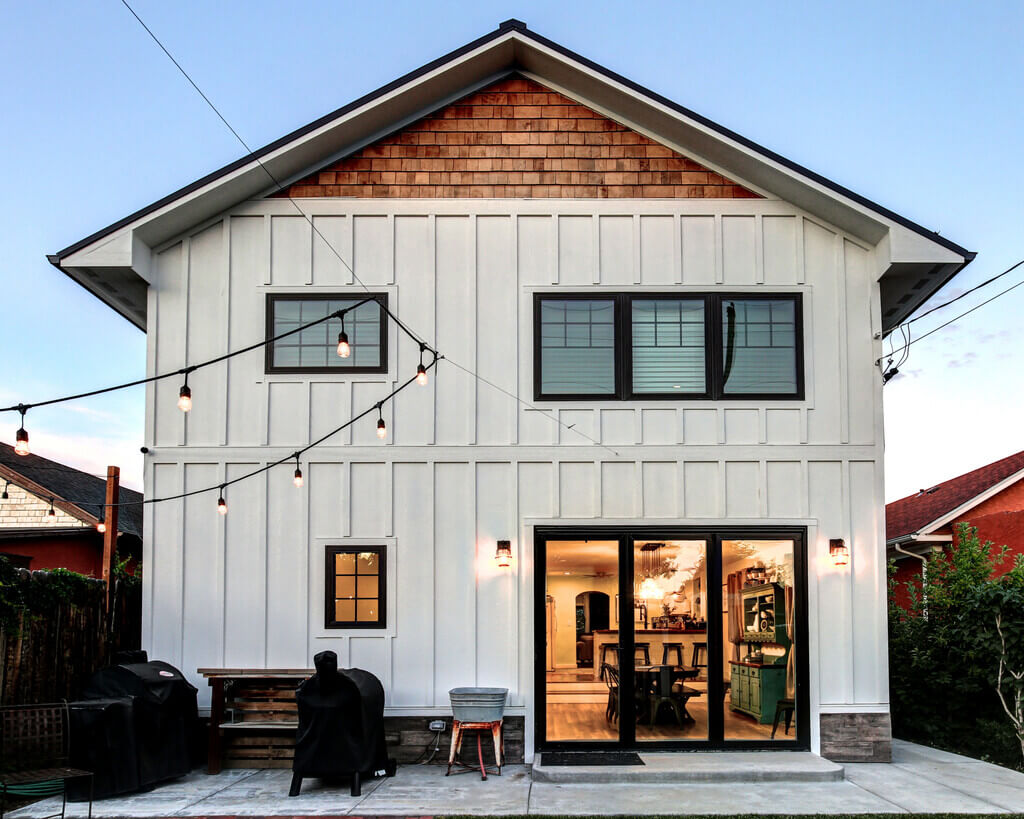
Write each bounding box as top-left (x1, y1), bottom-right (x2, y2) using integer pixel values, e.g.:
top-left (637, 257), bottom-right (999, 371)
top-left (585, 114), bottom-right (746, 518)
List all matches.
top-left (141, 197), bottom-right (887, 757)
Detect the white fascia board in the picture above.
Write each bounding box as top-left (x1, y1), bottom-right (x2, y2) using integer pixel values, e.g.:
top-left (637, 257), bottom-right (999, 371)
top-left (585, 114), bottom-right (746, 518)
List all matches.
top-left (917, 468), bottom-right (1024, 536)
top-left (512, 37), bottom-right (966, 265)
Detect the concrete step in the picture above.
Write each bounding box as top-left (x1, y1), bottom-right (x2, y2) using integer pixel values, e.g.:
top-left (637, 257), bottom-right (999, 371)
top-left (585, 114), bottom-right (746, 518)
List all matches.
top-left (533, 751), bottom-right (844, 783)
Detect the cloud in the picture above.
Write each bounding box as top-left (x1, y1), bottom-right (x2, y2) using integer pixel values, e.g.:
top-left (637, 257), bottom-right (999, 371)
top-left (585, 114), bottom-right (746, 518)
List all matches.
top-left (945, 351), bottom-right (979, 369)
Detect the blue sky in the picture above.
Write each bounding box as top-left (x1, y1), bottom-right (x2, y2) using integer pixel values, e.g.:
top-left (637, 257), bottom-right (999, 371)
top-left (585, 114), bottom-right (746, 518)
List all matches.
top-left (1, 0), bottom-right (1021, 497)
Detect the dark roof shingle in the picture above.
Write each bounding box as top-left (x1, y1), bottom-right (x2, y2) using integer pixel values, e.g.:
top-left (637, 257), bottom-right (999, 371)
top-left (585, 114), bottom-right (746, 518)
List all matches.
top-left (0, 442), bottom-right (143, 538)
top-left (886, 450), bottom-right (1024, 542)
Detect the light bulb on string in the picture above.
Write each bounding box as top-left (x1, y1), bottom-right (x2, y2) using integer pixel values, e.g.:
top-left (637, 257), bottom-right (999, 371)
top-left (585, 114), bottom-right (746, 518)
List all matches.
top-left (293, 454), bottom-right (304, 488)
top-left (1, 482), bottom-right (8, 500)
top-left (416, 344), bottom-right (428, 386)
top-left (376, 403), bottom-right (387, 440)
top-left (337, 314), bottom-right (351, 358)
top-left (97, 508), bottom-right (106, 533)
top-left (178, 371), bottom-right (192, 412)
top-left (14, 406), bottom-right (29, 456)
top-left (48, 498), bottom-right (55, 517)
top-left (217, 486), bottom-right (227, 516)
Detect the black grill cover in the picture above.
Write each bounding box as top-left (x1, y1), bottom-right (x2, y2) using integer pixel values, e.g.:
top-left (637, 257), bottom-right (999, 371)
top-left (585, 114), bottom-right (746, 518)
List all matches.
top-left (71, 660), bottom-right (198, 797)
top-left (292, 651), bottom-right (393, 778)
top-left (67, 698), bottom-right (139, 800)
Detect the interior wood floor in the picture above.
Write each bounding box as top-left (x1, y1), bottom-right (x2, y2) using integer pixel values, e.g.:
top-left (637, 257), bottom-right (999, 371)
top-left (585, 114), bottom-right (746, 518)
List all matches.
top-left (545, 671), bottom-right (783, 742)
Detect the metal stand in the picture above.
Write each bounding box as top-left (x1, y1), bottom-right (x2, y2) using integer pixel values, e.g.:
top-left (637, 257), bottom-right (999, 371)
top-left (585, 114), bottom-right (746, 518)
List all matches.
top-left (445, 719), bottom-right (503, 780)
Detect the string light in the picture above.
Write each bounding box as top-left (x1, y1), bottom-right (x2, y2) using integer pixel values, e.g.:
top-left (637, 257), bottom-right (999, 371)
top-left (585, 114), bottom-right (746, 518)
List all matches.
top-left (217, 486), bottom-right (227, 515)
top-left (293, 455), bottom-right (304, 489)
top-left (416, 343), bottom-right (428, 386)
top-left (337, 315), bottom-right (351, 358)
top-left (376, 403), bottom-right (387, 440)
top-left (14, 406), bottom-right (29, 456)
top-left (178, 371), bottom-right (192, 412)
top-left (48, 497), bottom-right (55, 517)
top-left (1, 482), bottom-right (8, 500)
top-left (97, 508), bottom-right (107, 533)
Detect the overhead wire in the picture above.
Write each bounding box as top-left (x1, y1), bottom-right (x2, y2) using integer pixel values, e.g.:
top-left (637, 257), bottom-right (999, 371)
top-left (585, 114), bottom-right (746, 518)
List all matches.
top-left (114, 0), bottom-right (613, 451)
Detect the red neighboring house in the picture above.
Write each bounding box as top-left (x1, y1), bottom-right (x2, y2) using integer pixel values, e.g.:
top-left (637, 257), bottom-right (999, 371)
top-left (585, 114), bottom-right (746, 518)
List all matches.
top-left (887, 450), bottom-right (1024, 607)
top-left (0, 442), bottom-right (142, 577)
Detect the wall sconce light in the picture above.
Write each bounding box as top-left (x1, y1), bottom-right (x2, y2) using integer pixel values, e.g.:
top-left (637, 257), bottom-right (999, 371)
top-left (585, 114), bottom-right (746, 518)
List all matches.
top-left (829, 539), bottom-right (850, 567)
top-left (495, 540), bottom-right (512, 568)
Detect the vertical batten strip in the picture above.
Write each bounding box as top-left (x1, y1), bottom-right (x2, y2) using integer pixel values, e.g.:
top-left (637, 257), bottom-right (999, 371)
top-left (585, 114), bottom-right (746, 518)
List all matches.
top-left (672, 212), bottom-right (683, 284)
top-left (179, 237), bottom-right (191, 448)
top-left (836, 235), bottom-right (850, 445)
top-left (632, 214), bottom-right (642, 284)
top-left (221, 221), bottom-right (232, 446)
top-left (714, 213), bottom-right (724, 284)
top-left (262, 214), bottom-right (272, 285)
top-left (755, 213), bottom-right (765, 284)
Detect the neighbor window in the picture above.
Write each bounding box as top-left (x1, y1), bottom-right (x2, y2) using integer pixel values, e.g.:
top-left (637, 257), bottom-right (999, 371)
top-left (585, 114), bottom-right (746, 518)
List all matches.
top-left (266, 294), bottom-right (387, 373)
top-left (534, 293), bottom-right (802, 400)
top-left (325, 546), bottom-right (386, 628)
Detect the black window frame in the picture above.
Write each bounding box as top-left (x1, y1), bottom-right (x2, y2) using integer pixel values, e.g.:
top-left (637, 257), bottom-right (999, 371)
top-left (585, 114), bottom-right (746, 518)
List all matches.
top-left (533, 292), bottom-right (804, 401)
top-left (265, 293), bottom-right (389, 375)
top-left (324, 545), bottom-right (387, 629)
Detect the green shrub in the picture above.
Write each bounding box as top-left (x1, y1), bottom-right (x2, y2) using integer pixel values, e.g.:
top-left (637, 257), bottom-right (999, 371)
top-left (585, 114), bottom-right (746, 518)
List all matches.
top-left (888, 522), bottom-right (1024, 769)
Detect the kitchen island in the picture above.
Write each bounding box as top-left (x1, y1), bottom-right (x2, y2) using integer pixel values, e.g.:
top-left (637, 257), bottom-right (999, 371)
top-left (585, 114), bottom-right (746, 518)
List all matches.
top-left (591, 628), bottom-right (707, 679)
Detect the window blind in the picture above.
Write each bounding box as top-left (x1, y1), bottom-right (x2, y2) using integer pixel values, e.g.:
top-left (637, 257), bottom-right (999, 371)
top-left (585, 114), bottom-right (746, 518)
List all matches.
top-left (271, 297), bottom-right (382, 369)
top-left (631, 299), bottom-right (706, 394)
top-left (721, 299), bottom-right (797, 394)
top-left (539, 299), bottom-right (616, 395)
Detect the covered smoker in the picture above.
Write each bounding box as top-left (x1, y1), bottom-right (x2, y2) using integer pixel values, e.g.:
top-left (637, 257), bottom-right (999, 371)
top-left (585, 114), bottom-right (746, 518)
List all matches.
top-left (68, 658), bottom-right (198, 799)
top-left (289, 651), bottom-right (395, 797)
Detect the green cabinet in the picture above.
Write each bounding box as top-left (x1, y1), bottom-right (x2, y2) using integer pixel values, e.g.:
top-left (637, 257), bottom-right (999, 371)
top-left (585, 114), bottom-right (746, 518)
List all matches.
top-left (730, 662), bottom-right (785, 724)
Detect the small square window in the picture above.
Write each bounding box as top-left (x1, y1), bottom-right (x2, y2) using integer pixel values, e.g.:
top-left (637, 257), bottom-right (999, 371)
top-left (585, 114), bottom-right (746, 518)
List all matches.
top-left (326, 546), bottom-right (386, 628)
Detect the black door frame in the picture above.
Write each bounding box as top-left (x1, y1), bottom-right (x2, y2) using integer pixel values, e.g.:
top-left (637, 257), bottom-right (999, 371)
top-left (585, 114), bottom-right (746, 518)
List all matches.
top-left (534, 525), bottom-right (810, 752)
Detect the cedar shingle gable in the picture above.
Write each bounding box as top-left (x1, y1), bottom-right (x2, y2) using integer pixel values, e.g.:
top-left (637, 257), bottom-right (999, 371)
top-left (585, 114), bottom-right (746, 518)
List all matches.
top-left (275, 77), bottom-right (759, 200)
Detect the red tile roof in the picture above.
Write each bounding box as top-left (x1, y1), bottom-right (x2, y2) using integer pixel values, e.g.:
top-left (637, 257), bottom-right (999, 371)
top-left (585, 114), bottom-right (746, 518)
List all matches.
top-left (886, 450), bottom-right (1024, 542)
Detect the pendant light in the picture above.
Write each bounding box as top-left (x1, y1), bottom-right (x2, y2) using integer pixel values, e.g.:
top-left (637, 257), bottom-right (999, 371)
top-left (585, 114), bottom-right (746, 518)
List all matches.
top-left (293, 454), bottom-right (304, 488)
top-left (376, 403), bottom-right (387, 440)
top-left (48, 497), bottom-right (56, 517)
top-left (217, 486), bottom-right (227, 515)
top-left (416, 343), bottom-right (428, 386)
top-left (14, 406), bottom-right (29, 456)
top-left (337, 315), bottom-right (351, 358)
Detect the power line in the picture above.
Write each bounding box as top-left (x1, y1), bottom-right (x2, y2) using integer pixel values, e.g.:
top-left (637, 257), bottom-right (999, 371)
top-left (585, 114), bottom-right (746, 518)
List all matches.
top-left (883, 273), bottom-right (1024, 363)
top-left (115, 0), bottom-right (613, 453)
top-left (905, 257), bottom-right (1024, 326)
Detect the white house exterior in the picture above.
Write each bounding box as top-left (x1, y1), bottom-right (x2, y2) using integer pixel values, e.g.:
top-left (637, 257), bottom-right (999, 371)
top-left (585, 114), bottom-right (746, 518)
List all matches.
top-left (50, 21), bottom-right (972, 765)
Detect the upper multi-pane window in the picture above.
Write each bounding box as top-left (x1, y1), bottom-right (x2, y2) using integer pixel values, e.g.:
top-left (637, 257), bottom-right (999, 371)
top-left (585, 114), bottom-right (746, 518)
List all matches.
top-left (534, 293), bottom-right (802, 400)
top-left (266, 294), bottom-right (387, 373)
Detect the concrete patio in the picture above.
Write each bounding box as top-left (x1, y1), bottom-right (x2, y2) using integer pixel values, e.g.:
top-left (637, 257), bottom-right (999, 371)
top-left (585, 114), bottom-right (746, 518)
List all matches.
top-left (9, 740), bottom-right (1024, 816)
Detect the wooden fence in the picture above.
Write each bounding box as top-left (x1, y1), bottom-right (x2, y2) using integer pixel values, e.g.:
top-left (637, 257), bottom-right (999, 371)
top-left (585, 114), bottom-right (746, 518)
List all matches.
top-left (0, 569), bottom-right (142, 705)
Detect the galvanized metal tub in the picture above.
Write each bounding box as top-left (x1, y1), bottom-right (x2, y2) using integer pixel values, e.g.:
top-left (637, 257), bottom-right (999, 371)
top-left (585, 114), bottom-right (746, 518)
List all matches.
top-left (448, 687), bottom-right (508, 722)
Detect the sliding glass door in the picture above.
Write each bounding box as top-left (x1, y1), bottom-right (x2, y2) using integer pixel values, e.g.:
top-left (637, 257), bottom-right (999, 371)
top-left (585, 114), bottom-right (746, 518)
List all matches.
top-left (536, 527), bottom-right (807, 751)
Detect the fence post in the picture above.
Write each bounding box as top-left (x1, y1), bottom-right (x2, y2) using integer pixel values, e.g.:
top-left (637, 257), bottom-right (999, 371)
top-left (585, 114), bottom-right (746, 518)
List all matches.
top-left (102, 466), bottom-right (120, 614)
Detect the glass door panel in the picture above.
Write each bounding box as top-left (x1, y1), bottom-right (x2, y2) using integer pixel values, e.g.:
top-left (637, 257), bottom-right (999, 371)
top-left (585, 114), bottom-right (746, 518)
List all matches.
top-left (544, 539), bottom-right (620, 742)
top-left (721, 539), bottom-right (797, 741)
top-left (633, 539), bottom-right (709, 742)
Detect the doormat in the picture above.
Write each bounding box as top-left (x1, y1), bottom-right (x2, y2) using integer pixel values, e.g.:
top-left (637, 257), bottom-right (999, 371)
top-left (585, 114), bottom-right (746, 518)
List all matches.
top-left (542, 751), bottom-right (644, 766)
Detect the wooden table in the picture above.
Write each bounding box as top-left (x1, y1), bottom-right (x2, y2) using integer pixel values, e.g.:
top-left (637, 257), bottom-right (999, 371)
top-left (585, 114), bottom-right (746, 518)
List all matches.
top-left (635, 664), bottom-right (700, 724)
top-left (198, 668), bottom-right (313, 774)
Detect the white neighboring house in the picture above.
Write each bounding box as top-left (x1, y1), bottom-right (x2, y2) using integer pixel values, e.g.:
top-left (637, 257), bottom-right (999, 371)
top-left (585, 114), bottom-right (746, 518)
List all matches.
top-left (49, 21), bottom-right (972, 765)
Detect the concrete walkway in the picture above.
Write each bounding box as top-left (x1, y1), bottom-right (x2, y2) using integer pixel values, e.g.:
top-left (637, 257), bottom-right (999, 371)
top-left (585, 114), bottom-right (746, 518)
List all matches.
top-left (9, 740), bottom-right (1024, 816)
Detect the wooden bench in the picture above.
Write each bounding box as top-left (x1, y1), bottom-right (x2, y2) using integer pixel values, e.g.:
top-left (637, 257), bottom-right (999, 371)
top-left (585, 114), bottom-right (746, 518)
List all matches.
top-left (198, 669), bottom-right (312, 773)
top-left (0, 704), bottom-right (93, 819)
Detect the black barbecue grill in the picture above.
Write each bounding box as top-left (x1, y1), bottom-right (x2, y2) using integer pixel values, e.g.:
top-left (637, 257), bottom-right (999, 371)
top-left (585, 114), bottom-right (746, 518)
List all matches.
top-left (289, 651), bottom-right (395, 797)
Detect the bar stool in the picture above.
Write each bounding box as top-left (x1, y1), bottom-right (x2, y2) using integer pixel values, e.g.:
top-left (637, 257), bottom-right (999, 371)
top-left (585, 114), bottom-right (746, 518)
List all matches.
top-left (690, 641), bottom-right (707, 669)
top-left (634, 642), bottom-right (651, 665)
top-left (661, 642), bottom-right (684, 665)
top-left (771, 698), bottom-right (795, 738)
top-left (598, 643), bottom-right (619, 679)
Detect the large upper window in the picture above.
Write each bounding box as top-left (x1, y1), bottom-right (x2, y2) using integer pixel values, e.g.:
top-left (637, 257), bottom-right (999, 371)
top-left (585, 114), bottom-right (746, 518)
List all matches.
top-left (534, 293), bottom-right (802, 401)
top-left (266, 294), bottom-right (387, 374)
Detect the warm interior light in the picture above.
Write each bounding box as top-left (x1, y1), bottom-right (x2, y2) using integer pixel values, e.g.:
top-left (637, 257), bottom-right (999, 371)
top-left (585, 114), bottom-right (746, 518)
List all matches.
top-left (178, 384), bottom-right (192, 412)
top-left (14, 427), bottom-right (29, 456)
top-left (376, 417), bottom-right (387, 439)
top-left (495, 540), bottom-right (512, 568)
top-left (416, 363), bottom-right (428, 386)
top-left (293, 467), bottom-right (304, 488)
top-left (337, 331), bottom-right (351, 358)
top-left (829, 539), bottom-right (850, 566)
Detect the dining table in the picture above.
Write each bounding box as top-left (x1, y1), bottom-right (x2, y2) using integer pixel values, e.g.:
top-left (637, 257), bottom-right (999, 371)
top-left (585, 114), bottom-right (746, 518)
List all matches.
top-left (633, 664), bottom-right (700, 724)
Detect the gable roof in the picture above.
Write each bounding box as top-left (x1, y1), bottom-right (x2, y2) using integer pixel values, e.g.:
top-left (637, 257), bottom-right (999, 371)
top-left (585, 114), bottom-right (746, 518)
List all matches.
top-left (49, 19), bottom-right (973, 332)
top-left (0, 442), bottom-right (143, 538)
top-left (886, 450), bottom-right (1024, 543)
